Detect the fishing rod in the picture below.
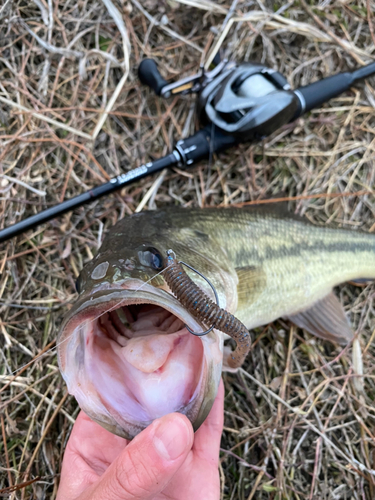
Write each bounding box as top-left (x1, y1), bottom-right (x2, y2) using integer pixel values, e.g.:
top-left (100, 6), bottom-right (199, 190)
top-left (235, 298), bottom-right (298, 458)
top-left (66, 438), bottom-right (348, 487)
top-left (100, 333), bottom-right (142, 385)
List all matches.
top-left (1, 57), bottom-right (375, 243)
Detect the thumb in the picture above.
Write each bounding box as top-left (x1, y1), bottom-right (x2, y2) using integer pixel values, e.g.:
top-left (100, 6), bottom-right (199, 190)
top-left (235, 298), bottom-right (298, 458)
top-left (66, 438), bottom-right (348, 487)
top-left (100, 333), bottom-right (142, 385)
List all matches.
top-left (86, 413), bottom-right (194, 500)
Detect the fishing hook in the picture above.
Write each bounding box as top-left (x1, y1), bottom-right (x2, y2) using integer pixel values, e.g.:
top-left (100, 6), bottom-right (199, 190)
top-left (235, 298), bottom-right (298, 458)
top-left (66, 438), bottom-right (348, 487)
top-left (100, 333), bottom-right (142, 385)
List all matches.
top-left (164, 249), bottom-right (251, 369)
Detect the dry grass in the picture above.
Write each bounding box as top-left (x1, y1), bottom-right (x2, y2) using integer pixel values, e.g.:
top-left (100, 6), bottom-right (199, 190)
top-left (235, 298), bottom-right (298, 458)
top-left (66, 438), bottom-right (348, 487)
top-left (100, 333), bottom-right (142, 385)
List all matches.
top-left (1, 0), bottom-right (375, 498)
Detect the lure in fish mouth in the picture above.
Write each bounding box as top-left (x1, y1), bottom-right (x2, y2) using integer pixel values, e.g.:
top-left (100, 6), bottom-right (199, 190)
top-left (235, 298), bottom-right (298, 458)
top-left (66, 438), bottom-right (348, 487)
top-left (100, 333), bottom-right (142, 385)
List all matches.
top-left (58, 278), bottom-right (224, 440)
top-left (58, 206), bottom-right (375, 439)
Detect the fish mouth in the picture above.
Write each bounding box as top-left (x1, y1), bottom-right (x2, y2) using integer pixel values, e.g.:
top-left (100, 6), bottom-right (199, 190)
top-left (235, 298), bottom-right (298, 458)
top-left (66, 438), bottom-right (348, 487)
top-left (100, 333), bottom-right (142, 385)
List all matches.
top-left (58, 280), bottom-right (223, 439)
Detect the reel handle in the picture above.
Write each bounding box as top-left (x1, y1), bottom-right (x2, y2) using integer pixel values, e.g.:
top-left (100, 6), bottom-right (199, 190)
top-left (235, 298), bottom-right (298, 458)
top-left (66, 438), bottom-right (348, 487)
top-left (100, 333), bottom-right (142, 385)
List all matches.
top-left (138, 59), bottom-right (168, 96)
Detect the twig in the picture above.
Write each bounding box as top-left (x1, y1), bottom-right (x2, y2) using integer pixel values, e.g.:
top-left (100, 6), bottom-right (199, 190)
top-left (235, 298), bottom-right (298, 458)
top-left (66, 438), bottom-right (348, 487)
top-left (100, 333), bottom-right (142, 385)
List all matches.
top-left (0, 96), bottom-right (92, 139)
top-left (23, 391), bottom-right (70, 480)
top-left (33, 0), bottom-right (48, 25)
top-left (91, 71), bottom-right (128, 140)
top-left (132, 0), bottom-right (203, 53)
top-left (1, 414), bottom-right (12, 488)
top-left (0, 174), bottom-right (46, 196)
top-left (0, 340), bottom-right (56, 395)
top-left (205, 10), bottom-right (372, 68)
top-left (367, 0), bottom-right (375, 47)
top-left (231, 189), bottom-right (373, 207)
top-left (19, 18), bottom-right (122, 67)
top-left (0, 0), bottom-right (12, 19)
top-left (299, 0), bottom-right (365, 65)
top-left (90, 0), bottom-right (131, 140)
top-left (239, 369), bottom-right (375, 477)
top-left (135, 168), bottom-right (167, 212)
top-left (174, 0), bottom-right (227, 14)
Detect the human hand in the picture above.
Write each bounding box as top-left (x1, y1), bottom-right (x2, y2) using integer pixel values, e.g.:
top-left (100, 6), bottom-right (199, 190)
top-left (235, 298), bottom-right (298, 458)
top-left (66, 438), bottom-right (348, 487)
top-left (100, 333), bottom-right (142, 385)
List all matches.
top-left (57, 379), bottom-right (224, 500)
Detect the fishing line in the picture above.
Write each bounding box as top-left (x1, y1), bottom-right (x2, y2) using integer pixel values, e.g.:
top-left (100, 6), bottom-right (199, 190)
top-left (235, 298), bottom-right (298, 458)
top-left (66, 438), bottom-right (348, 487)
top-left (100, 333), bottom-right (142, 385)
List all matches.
top-left (5, 301), bottom-right (124, 377)
top-left (163, 249), bottom-right (219, 336)
top-left (7, 258), bottom-right (223, 377)
top-left (133, 264), bottom-right (172, 292)
top-left (0, 301), bottom-right (70, 311)
top-left (5, 265), bottom-right (174, 378)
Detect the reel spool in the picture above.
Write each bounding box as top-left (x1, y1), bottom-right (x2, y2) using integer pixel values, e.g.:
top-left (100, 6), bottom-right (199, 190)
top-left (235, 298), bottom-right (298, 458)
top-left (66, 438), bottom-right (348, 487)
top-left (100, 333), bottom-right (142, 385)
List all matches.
top-left (138, 58), bottom-right (302, 142)
top-left (197, 62), bottom-right (300, 141)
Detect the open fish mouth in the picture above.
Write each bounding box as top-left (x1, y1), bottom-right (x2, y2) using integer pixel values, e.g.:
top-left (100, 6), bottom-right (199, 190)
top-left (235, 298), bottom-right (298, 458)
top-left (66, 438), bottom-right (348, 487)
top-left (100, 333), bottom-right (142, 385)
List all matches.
top-left (57, 280), bottom-right (223, 439)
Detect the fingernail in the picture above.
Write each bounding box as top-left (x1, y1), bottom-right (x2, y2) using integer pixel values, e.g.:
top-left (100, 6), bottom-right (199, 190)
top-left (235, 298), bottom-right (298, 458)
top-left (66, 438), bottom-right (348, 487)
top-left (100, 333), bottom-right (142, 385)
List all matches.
top-left (153, 414), bottom-right (191, 461)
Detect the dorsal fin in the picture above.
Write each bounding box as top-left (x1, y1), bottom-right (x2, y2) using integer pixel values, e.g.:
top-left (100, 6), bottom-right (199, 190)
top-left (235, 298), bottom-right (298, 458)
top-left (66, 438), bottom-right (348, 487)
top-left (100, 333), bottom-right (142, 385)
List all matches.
top-left (239, 199), bottom-right (313, 225)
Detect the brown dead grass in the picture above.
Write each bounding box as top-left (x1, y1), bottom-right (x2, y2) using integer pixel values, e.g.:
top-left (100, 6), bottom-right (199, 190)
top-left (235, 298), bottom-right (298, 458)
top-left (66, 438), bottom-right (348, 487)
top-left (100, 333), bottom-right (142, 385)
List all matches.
top-left (1, 0), bottom-right (375, 498)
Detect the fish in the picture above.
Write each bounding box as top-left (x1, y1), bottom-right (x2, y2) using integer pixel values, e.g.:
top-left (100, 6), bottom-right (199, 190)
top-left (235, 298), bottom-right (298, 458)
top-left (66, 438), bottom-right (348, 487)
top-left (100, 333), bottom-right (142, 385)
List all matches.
top-left (57, 205), bottom-right (375, 439)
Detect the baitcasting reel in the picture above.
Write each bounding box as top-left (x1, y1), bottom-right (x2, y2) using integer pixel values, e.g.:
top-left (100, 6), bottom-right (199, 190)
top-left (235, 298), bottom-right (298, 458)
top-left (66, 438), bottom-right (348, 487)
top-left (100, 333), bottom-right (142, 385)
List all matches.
top-left (138, 56), bottom-right (375, 142)
top-left (138, 58), bottom-right (299, 141)
top-left (1, 55), bottom-right (374, 242)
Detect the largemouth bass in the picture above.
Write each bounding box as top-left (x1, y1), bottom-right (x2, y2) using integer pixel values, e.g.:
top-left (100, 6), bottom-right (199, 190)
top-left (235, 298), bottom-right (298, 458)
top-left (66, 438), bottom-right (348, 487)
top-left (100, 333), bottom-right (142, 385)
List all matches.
top-left (58, 206), bottom-right (375, 439)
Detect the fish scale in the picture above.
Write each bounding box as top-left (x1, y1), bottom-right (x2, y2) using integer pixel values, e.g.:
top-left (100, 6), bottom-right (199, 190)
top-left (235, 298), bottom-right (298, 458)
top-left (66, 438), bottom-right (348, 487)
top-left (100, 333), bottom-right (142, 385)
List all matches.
top-left (58, 205), bottom-right (375, 439)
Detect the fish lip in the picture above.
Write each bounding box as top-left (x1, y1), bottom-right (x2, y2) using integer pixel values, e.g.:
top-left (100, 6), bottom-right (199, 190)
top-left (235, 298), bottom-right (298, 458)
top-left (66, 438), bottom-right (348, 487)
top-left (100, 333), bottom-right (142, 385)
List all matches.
top-left (59, 278), bottom-right (205, 347)
top-left (58, 278), bottom-right (223, 439)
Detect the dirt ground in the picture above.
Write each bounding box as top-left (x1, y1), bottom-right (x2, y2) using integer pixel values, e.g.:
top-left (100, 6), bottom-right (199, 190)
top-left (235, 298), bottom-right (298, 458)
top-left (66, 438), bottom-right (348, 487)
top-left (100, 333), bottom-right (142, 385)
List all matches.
top-left (1, 0), bottom-right (375, 498)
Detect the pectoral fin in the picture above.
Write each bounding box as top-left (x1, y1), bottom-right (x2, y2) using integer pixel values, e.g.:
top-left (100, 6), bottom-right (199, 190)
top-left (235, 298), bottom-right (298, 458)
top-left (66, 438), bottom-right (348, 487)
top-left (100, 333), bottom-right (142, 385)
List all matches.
top-left (236, 265), bottom-right (266, 309)
top-left (286, 291), bottom-right (353, 345)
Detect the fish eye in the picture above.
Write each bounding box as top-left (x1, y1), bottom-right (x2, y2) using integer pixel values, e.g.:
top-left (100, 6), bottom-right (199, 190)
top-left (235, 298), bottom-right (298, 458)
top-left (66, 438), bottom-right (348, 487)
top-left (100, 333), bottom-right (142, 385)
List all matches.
top-left (137, 247), bottom-right (164, 270)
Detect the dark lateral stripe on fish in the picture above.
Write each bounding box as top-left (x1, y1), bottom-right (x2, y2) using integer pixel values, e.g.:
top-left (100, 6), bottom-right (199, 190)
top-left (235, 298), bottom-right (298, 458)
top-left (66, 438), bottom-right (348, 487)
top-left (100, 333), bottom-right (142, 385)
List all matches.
top-left (234, 240), bottom-right (375, 263)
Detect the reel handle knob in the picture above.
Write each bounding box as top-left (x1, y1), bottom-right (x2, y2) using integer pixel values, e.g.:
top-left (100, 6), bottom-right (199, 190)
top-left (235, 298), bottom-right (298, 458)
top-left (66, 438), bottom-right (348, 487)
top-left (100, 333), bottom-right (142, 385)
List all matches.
top-left (138, 59), bottom-right (168, 96)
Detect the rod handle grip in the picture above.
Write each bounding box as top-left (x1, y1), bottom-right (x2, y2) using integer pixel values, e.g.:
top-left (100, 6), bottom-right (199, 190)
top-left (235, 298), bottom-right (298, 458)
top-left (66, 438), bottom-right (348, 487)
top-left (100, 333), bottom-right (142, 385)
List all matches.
top-left (295, 72), bottom-right (353, 115)
top-left (138, 59), bottom-right (168, 96)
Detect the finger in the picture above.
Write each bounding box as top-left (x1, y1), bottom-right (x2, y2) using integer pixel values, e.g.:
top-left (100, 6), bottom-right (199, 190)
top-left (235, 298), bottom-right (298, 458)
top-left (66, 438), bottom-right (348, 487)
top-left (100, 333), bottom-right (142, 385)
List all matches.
top-left (71, 412), bottom-right (129, 466)
top-left (57, 412), bottom-right (128, 500)
top-left (193, 378), bottom-right (224, 461)
top-left (84, 413), bottom-right (194, 500)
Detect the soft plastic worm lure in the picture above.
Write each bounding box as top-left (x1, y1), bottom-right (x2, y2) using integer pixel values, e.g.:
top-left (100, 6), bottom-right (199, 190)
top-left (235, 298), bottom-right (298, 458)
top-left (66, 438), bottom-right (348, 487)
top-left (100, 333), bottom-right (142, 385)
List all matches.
top-left (163, 249), bottom-right (251, 369)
